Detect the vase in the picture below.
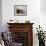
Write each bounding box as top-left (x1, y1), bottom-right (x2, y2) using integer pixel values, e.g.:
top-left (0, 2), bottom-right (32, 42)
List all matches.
top-left (39, 40), bottom-right (45, 46)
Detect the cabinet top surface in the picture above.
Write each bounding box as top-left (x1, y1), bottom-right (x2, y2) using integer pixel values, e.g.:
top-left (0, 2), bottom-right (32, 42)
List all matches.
top-left (7, 23), bottom-right (34, 25)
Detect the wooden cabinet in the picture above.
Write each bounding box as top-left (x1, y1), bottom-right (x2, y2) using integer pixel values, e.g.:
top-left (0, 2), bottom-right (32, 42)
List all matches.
top-left (7, 23), bottom-right (34, 46)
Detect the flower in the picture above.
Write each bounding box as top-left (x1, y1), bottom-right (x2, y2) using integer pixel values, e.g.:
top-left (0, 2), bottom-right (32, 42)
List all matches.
top-left (36, 25), bottom-right (45, 41)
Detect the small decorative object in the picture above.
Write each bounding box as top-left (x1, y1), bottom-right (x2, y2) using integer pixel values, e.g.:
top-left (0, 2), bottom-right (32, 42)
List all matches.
top-left (10, 20), bottom-right (13, 21)
top-left (9, 19), bottom-right (19, 23)
top-left (14, 5), bottom-right (27, 16)
top-left (25, 20), bottom-right (30, 23)
top-left (36, 25), bottom-right (45, 46)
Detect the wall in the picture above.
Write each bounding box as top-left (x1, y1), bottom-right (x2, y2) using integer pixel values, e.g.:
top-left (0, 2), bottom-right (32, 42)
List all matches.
top-left (0, 0), bottom-right (2, 32)
top-left (40, 0), bottom-right (46, 13)
top-left (2, 0), bottom-right (40, 30)
top-left (2, 0), bottom-right (46, 46)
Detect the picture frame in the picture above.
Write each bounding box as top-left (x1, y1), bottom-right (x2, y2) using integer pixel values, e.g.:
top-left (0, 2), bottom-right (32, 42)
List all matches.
top-left (14, 5), bottom-right (27, 16)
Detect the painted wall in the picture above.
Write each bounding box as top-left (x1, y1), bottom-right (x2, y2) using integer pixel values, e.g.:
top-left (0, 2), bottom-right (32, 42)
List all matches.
top-left (2, 0), bottom-right (46, 46)
top-left (2, 0), bottom-right (40, 31)
top-left (40, 0), bottom-right (46, 31)
top-left (40, 0), bottom-right (46, 13)
top-left (0, 0), bottom-right (2, 32)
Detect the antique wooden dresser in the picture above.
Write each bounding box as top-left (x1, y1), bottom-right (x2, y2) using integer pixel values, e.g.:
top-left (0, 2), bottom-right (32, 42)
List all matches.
top-left (7, 23), bottom-right (34, 46)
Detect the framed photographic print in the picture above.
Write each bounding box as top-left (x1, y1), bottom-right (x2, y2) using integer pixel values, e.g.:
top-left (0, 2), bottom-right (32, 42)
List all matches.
top-left (14, 5), bottom-right (27, 16)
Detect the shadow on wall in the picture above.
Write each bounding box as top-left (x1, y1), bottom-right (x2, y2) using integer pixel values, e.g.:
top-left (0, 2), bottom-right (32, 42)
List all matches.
top-left (0, 0), bottom-right (2, 32)
top-left (40, 0), bottom-right (46, 14)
